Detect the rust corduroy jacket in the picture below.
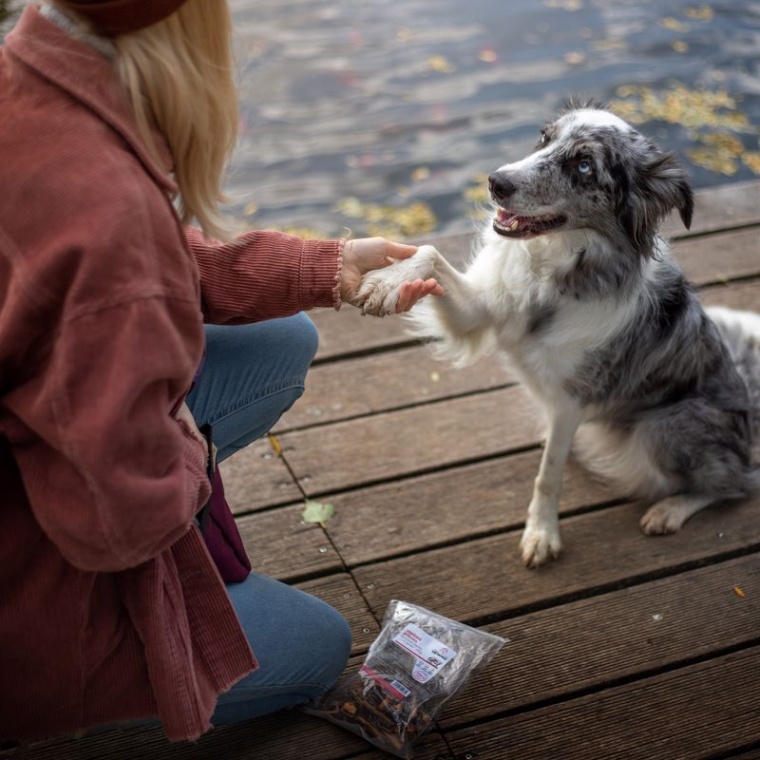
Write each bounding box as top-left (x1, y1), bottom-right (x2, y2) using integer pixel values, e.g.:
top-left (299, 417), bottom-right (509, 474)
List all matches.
top-left (0, 6), bottom-right (344, 742)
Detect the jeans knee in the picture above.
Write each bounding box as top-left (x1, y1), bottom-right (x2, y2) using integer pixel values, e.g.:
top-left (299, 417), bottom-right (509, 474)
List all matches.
top-left (286, 313), bottom-right (319, 371)
top-left (313, 604), bottom-right (352, 690)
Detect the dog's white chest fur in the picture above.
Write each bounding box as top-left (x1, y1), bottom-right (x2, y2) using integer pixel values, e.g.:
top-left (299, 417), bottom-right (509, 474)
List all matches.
top-left (425, 233), bottom-right (637, 412)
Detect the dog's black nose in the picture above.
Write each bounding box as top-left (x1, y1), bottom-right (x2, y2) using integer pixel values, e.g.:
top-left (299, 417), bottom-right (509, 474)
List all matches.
top-left (488, 172), bottom-right (517, 204)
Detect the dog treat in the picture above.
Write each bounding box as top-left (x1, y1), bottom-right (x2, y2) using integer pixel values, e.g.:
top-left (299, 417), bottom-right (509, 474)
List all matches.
top-left (305, 600), bottom-right (507, 758)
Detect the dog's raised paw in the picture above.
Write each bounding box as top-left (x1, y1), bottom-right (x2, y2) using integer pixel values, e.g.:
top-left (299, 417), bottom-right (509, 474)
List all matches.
top-left (352, 245), bottom-right (439, 316)
top-left (519, 523), bottom-right (562, 568)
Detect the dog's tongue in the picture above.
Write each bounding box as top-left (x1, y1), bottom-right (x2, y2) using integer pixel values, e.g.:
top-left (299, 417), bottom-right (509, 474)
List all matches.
top-left (496, 208), bottom-right (523, 230)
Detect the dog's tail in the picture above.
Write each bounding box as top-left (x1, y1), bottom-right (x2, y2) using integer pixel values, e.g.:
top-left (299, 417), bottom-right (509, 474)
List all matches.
top-left (707, 305), bottom-right (760, 443)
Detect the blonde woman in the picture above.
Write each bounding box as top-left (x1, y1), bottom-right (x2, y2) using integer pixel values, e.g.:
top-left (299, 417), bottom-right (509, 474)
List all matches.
top-left (0, 0), bottom-right (442, 744)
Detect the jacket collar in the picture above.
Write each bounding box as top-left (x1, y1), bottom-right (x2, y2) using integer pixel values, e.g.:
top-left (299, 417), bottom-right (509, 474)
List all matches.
top-left (5, 5), bottom-right (177, 195)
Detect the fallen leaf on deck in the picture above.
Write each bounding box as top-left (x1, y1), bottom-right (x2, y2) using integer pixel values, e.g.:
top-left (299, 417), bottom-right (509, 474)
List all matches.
top-left (302, 499), bottom-right (335, 525)
top-left (733, 586), bottom-right (746, 598)
top-left (268, 433), bottom-right (283, 457)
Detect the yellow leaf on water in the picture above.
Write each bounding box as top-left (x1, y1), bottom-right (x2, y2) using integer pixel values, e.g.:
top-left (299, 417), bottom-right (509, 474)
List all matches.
top-left (427, 55), bottom-right (455, 74)
top-left (742, 152), bottom-right (760, 174)
top-left (684, 5), bottom-right (714, 21)
top-left (661, 17), bottom-right (689, 32)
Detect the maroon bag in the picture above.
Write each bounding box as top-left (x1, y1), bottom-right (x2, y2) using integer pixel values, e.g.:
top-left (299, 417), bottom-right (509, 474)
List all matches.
top-left (197, 424), bottom-right (251, 584)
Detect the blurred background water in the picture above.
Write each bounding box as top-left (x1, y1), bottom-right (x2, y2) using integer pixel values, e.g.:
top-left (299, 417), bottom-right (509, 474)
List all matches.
top-left (3, 1), bottom-right (759, 239)
top-left (227, 0), bottom-right (760, 239)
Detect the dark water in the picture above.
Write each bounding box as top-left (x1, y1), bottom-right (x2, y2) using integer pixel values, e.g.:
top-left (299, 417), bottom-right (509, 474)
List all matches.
top-left (228, 0), bottom-right (760, 239)
top-left (4, 2), bottom-right (756, 238)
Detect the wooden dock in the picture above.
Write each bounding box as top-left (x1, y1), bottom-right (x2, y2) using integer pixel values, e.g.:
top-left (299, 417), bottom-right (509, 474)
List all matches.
top-left (7, 180), bottom-right (760, 760)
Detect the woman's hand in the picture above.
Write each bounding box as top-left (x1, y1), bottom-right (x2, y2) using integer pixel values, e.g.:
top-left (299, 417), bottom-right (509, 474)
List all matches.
top-left (340, 237), bottom-right (443, 313)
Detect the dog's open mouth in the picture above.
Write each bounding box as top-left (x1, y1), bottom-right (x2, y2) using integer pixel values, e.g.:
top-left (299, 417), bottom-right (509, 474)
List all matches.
top-left (493, 207), bottom-right (567, 238)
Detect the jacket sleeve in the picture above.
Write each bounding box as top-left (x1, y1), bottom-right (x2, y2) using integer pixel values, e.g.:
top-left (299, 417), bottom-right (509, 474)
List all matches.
top-left (186, 227), bottom-right (344, 324)
top-left (5, 296), bottom-right (211, 573)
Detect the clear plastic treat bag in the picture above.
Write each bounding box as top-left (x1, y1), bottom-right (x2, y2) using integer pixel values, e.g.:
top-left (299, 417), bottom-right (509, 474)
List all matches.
top-left (305, 600), bottom-right (507, 758)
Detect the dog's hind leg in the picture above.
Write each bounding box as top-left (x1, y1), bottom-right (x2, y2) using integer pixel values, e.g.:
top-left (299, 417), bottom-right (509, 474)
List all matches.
top-left (520, 407), bottom-right (583, 568)
top-left (640, 493), bottom-right (716, 535)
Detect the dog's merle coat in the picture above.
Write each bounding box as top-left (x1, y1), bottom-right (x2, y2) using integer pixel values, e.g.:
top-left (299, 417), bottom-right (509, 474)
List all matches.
top-left (353, 103), bottom-right (760, 567)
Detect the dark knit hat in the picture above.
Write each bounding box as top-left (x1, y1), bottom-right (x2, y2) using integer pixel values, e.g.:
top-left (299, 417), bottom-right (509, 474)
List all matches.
top-left (57, 0), bottom-right (191, 37)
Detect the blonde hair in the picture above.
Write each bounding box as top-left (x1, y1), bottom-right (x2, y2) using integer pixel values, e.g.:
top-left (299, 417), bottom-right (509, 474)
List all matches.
top-left (112, 0), bottom-right (238, 240)
top-left (43, 0), bottom-right (230, 240)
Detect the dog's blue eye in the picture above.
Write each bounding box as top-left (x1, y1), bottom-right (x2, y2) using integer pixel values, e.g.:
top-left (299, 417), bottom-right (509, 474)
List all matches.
top-left (578, 159), bottom-right (592, 174)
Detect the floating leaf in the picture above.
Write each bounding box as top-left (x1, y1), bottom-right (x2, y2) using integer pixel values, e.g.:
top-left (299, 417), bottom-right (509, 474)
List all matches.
top-left (427, 55), bottom-right (455, 74)
top-left (333, 198), bottom-right (437, 238)
top-left (302, 499), bottom-right (335, 525)
top-left (564, 51), bottom-right (586, 66)
top-left (684, 5), bottom-right (714, 21)
top-left (742, 152), bottom-right (760, 174)
top-left (478, 48), bottom-right (499, 64)
top-left (661, 17), bottom-right (689, 32)
top-left (543, 0), bottom-right (583, 9)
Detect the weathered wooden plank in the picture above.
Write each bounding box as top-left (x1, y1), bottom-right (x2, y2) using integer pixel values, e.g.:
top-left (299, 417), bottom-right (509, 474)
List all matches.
top-left (325, 450), bottom-right (617, 566)
top-left (220, 437), bottom-right (302, 514)
top-left (352, 497), bottom-right (760, 624)
top-left (445, 645), bottom-right (760, 760)
top-left (236, 504), bottom-right (342, 581)
top-left (279, 386), bottom-right (538, 496)
top-left (296, 573), bottom-right (380, 654)
top-left (676, 226), bottom-right (760, 286)
top-left (18, 713), bottom-right (453, 760)
top-left (309, 306), bottom-right (409, 363)
top-left (439, 553), bottom-right (760, 724)
top-left (275, 345), bottom-right (510, 431)
top-left (700, 278), bottom-right (760, 312)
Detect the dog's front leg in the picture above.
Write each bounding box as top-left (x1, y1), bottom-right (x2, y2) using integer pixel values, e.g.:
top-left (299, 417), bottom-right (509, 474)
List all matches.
top-left (520, 408), bottom-right (582, 568)
top-left (350, 245), bottom-right (442, 316)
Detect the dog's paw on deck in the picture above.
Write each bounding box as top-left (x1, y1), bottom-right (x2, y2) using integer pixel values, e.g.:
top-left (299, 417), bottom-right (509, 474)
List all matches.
top-left (520, 519), bottom-right (563, 568)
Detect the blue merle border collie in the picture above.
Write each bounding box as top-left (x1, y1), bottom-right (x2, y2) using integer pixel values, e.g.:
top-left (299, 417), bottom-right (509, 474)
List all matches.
top-left (353, 101), bottom-right (760, 568)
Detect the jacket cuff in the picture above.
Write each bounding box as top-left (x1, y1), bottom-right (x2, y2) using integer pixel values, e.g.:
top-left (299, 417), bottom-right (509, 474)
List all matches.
top-left (301, 237), bottom-right (345, 311)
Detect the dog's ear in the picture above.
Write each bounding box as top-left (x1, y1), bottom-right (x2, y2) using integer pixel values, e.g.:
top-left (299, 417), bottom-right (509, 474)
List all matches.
top-left (645, 151), bottom-right (694, 231)
top-left (617, 150), bottom-right (693, 253)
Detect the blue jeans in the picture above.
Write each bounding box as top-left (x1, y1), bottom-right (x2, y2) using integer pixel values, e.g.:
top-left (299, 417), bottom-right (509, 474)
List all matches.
top-left (185, 314), bottom-right (352, 724)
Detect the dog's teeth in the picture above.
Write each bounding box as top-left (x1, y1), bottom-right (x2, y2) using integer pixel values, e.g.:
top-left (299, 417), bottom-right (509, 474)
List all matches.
top-left (508, 220), bottom-right (519, 230)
